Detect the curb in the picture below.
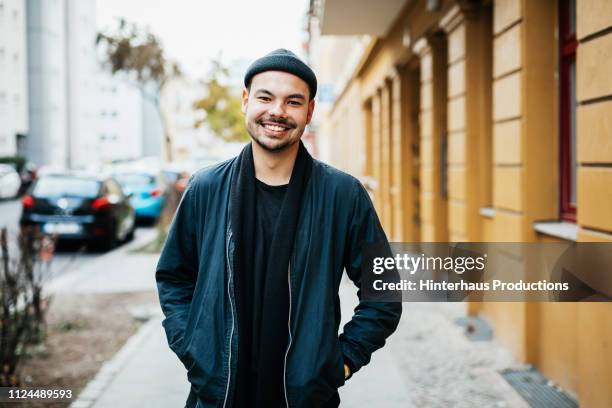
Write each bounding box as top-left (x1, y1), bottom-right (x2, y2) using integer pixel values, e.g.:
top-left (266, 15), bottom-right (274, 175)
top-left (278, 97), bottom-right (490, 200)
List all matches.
top-left (70, 316), bottom-right (162, 408)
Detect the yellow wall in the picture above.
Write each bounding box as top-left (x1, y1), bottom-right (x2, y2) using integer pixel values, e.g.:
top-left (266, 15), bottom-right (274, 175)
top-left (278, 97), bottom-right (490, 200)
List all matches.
top-left (573, 1), bottom-right (612, 406)
top-left (321, 0), bottom-right (612, 405)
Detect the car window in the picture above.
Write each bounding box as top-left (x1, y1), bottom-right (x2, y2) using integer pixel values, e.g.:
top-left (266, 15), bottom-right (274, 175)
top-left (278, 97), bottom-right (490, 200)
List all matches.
top-left (33, 176), bottom-right (101, 198)
top-left (0, 166), bottom-right (16, 176)
top-left (113, 174), bottom-right (155, 187)
top-left (162, 171), bottom-right (179, 183)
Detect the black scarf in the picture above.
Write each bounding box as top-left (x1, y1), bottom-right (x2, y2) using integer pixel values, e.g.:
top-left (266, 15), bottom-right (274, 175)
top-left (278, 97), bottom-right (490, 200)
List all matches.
top-left (230, 141), bottom-right (312, 407)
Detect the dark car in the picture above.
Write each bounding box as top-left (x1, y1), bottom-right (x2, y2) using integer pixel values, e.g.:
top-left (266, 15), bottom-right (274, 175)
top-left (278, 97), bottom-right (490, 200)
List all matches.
top-left (20, 173), bottom-right (136, 250)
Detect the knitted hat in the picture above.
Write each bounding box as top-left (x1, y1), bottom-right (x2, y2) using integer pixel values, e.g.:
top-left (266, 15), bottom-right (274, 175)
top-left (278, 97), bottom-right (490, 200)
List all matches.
top-left (244, 49), bottom-right (317, 99)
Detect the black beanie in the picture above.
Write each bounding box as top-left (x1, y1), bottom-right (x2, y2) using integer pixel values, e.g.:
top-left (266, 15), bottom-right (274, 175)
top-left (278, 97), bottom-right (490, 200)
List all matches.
top-left (244, 49), bottom-right (317, 99)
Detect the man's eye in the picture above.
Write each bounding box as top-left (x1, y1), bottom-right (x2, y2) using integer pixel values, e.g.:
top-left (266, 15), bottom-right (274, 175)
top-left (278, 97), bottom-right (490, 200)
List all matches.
top-left (288, 101), bottom-right (302, 106)
top-left (258, 97), bottom-right (271, 102)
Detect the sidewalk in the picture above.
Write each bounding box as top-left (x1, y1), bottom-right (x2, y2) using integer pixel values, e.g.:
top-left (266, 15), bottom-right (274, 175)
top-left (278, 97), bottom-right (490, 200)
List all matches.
top-left (81, 316), bottom-right (189, 408)
top-left (72, 276), bottom-right (528, 408)
top-left (47, 228), bottom-right (158, 294)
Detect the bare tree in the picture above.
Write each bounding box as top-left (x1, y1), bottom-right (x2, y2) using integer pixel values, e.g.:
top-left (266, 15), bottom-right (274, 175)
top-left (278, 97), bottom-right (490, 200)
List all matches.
top-left (0, 228), bottom-right (53, 386)
top-left (97, 19), bottom-right (181, 162)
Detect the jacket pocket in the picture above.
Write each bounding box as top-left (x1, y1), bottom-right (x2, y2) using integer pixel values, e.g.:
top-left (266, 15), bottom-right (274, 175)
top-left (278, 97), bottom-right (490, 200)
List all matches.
top-left (162, 311), bottom-right (191, 367)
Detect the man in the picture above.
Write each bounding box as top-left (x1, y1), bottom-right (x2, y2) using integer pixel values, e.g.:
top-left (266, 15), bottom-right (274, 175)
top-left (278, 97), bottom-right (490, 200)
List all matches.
top-left (156, 49), bottom-right (401, 408)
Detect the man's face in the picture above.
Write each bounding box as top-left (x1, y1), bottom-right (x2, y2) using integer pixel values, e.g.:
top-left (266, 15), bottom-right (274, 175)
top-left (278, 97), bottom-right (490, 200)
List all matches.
top-left (242, 70), bottom-right (315, 152)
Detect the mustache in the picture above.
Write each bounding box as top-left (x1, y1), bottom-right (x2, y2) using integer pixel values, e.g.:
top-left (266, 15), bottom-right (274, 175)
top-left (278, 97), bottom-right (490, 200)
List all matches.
top-left (257, 117), bottom-right (297, 129)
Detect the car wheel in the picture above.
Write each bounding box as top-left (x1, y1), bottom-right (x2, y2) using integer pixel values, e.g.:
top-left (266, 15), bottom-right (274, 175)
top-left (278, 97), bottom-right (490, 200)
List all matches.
top-left (108, 233), bottom-right (119, 251)
top-left (125, 225), bottom-right (135, 242)
top-left (95, 225), bottom-right (119, 252)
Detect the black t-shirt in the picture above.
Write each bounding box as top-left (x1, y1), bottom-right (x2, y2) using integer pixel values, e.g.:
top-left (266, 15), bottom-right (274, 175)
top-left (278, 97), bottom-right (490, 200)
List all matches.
top-left (250, 179), bottom-right (288, 389)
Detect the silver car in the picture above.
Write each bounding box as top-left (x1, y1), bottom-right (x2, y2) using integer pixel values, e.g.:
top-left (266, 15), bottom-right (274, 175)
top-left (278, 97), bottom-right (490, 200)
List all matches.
top-left (0, 164), bottom-right (21, 199)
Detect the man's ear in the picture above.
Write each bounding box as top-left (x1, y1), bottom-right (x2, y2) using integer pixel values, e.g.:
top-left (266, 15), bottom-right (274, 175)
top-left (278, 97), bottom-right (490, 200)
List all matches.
top-left (241, 87), bottom-right (249, 113)
top-left (306, 99), bottom-right (315, 124)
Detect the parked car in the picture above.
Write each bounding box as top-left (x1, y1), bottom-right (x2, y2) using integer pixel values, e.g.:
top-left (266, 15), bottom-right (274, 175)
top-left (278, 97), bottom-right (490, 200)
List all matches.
top-left (0, 164), bottom-right (21, 199)
top-left (161, 168), bottom-right (192, 196)
top-left (20, 173), bottom-right (136, 249)
top-left (112, 172), bottom-right (166, 222)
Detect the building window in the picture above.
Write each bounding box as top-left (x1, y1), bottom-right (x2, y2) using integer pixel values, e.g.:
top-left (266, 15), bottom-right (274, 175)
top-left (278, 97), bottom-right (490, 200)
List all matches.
top-left (559, 0), bottom-right (577, 221)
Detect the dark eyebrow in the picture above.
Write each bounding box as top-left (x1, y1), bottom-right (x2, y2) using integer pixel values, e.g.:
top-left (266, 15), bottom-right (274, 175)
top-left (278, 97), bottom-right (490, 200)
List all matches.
top-left (255, 89), bottom-right (274, 96)
top-left (287, 93), bottom-right (306, 100)
top-left (254, 89), bottom-right (306, 100)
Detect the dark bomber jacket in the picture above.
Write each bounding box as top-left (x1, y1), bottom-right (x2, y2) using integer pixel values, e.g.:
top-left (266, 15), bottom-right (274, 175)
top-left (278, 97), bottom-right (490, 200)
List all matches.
top-left (156, 156), bottom-right (402, 408)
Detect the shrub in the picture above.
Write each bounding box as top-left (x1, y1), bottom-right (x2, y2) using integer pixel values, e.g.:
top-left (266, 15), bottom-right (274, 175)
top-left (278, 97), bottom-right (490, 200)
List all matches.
top-left (0, 227), bottom-right (53, 386)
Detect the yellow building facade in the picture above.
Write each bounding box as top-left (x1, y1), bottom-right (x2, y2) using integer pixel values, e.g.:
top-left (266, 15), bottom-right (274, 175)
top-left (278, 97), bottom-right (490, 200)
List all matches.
top-left (311, 0), bottom-right (611, 406)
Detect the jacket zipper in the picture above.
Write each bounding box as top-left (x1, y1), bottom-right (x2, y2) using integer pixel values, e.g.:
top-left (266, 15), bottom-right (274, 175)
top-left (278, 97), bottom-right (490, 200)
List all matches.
top-left (283, 259), bottom-right (293, 408)
top-left (222, 229), bottom-right (235, 408)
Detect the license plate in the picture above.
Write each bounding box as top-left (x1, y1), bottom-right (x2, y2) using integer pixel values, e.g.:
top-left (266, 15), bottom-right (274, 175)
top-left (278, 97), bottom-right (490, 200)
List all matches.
top-left (43, 222), bottom-right (81, 234)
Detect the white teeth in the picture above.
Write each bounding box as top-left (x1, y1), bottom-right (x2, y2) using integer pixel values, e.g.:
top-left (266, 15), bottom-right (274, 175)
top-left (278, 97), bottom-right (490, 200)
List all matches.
top-left (263, 124), bottom-right (287, 131)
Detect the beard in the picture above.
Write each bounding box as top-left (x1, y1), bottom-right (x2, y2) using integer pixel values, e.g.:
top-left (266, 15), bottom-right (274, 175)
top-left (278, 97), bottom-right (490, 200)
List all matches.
top-left (246, 117), bottom-right (304, 152)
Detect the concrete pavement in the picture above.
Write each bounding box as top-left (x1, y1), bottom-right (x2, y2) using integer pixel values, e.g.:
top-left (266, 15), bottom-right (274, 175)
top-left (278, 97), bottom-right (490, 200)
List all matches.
top-left (74, 316), bottom-right (189, 408)
top-left (71, 271), bottom-right (528, 408)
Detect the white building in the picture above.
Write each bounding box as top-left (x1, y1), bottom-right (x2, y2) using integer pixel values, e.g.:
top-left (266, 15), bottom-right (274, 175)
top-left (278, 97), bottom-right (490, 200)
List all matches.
top-left (65, 0), bottom-right (97, 169)
top-left (96, 71), bottom-right (143, 163)
top-left (25, 0), bottom-right (97, 168)
top-left (0, 0), bottom-right (29, 157)
top-left (95, 73), bottom-right (165, 164)
top-left (160, 76), bottom-right (211, 163)
top-left (141, 81), bottom-right (163, 159)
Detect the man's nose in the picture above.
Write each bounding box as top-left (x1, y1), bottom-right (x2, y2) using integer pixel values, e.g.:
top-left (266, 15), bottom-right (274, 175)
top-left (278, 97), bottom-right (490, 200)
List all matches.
top-left (268, 101), bottom-right (287, 118)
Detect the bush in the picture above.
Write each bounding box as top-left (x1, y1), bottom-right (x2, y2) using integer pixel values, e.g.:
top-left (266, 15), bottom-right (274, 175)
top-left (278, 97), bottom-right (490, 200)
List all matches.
top-left (0, 156), bottom-right (26, 173)
top-left (0, 227), bottom-right (54, 386)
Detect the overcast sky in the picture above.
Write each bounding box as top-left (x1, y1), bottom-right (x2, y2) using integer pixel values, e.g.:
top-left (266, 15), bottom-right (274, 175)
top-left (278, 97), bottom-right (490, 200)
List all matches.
top-left (96, 0), bottom-right (310, 79)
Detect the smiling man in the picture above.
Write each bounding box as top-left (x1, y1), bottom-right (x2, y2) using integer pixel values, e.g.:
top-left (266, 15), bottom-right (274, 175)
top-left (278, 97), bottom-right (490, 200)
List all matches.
top-left (156, 49), bottom-right (401, 408)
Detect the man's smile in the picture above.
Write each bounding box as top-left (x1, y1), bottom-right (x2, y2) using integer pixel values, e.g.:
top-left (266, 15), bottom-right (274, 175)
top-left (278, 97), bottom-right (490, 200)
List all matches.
top-left (258, 120), bottom-right (296, 135)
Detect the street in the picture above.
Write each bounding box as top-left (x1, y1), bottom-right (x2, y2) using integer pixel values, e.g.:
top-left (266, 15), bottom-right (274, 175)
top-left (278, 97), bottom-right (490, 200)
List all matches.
top-left (0, 197), bottom-right (154, 284)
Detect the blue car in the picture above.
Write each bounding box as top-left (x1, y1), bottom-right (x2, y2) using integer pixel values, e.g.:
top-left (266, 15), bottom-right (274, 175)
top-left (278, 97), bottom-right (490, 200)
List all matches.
top-left (113, 173), bottom-right (166, 222)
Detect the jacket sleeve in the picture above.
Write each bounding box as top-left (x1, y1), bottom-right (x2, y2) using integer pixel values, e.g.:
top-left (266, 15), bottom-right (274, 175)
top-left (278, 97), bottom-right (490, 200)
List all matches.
top-left (339, 179), bottom-right (402, 374)
top-left (155, 178), bottom-right (199, 363)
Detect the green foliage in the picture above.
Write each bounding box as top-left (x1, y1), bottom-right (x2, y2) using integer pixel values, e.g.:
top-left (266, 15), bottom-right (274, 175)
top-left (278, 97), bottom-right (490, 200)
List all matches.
top-left (193, 60), bottom-right (248, 142)
top-left (0, 156), bottom-right (26, 173)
